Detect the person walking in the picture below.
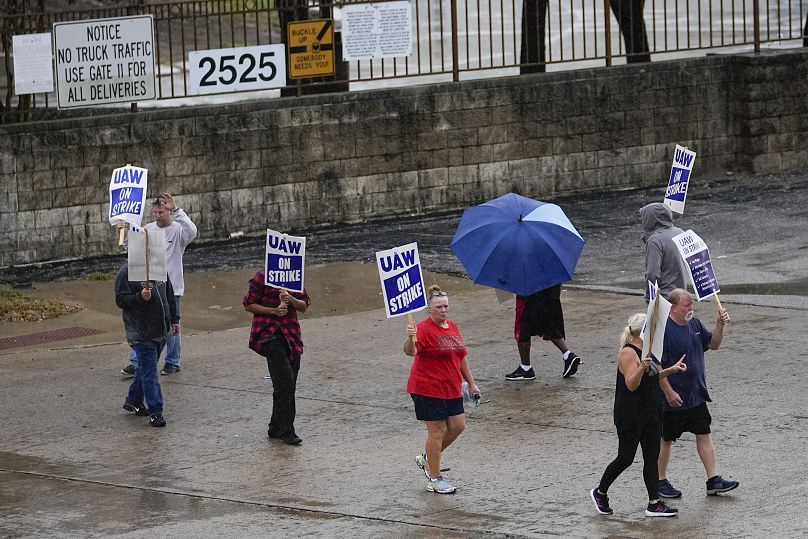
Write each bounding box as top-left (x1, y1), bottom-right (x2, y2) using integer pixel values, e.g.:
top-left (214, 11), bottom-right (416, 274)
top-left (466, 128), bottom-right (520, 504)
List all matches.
top-left (121, 193), bottom-right (197, 377)
top-left (640, 202), bottom-right (687, 303)
top-left (116, 262), bottom-right (179, 428)
top-left (243, 270), bottom-right (310, 445)
top-left (405, 285), bottom-right (481, 494)
top-left (590, 313), bottom-right (686, 517)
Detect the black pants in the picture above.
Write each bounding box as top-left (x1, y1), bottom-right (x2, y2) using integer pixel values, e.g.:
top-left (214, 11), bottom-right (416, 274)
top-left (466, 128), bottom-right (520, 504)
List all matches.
top-left (263, 337), bottom-right (300, 436)
top-left (598, 417), bottom-right (661, 500)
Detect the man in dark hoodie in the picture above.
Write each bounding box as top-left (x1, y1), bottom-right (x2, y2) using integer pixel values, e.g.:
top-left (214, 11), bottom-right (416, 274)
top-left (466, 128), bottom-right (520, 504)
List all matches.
top-left (640, 202), bottom-right (688, 303)
top-left (115, 262), bottom-right (179, 427)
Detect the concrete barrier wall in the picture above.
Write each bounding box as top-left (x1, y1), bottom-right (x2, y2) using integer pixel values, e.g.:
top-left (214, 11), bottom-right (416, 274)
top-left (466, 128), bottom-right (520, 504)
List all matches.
top-left (1, 48), bottom-right (806, 267)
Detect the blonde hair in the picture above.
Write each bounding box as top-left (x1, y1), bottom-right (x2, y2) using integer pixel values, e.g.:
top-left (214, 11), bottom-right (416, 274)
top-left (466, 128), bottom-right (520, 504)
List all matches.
top-left (618, 313), bottom-right (646, 350)
top-left (427, 284), bottom-right (446, 304)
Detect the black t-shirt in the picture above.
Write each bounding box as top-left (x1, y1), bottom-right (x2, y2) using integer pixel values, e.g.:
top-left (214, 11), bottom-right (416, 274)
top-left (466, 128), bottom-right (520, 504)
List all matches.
top-left (614, 344), bottom-right (661, 426)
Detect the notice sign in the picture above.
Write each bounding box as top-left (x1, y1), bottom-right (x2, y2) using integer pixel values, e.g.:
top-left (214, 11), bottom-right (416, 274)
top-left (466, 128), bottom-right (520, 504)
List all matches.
top-left (287, 19), bottom-right (334, 79)
top-left (342, 1), bottom-right (413, 61)
top-left (12, 33), bottom-right (54, 95)
top-left (376, 242), bottom-right (427, 318)
top-left (265, 229), bottom-right (306, 292)
top-left (663, 145), bottom-right (696, 214)
top-left (672, 229), bottom-right (720, 301)
top-left (53, 15), bottom-right (156, 109)
top-left (108, 165), bottom-right (148, 226)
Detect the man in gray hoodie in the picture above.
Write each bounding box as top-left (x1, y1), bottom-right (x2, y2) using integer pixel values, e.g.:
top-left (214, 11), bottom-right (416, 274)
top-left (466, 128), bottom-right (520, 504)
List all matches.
top-left (640, 202), bottom-right (688, 303)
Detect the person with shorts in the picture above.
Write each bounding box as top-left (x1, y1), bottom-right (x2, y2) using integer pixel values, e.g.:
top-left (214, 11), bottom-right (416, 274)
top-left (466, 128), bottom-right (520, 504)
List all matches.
top-left (591, 313), bottom-right (686, 518)
top-left (404, 285), bottom-right (481, 494)
top-left (505, 283), bottom-right (582, 380)
top-left (657, 288), bottom-right (739, 498)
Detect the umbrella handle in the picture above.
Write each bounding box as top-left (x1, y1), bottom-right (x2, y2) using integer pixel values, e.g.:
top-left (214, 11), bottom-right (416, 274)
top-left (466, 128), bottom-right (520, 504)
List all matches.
top-left (407, 313), bottom-right (417, 344)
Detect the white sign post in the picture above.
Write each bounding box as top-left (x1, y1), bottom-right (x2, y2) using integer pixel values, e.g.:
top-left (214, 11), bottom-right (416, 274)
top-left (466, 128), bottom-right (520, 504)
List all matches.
top-left (12, 33), bottom-right (54, 95)
top-left (264, 229), bottom-right (306, 292)
top-left (672, 230), bottom-right (723, 310)
top-left (53, 15), bottom-right (156, 109)
top-left (342, 1), bottom-right (413, 61)
top-left (663, 145), bottom-right (697, 215)
top-left (375, 242), bottom-right (427, 320)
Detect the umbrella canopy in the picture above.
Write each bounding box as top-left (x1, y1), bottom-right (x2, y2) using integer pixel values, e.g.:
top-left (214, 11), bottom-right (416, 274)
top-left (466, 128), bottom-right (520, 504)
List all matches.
top-left (451, 193), bottom-right (585, 296)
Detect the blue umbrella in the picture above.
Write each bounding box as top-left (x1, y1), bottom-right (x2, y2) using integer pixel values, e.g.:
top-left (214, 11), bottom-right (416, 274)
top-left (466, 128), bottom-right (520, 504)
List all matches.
top-left (451, 193), bottom-right (584, 296)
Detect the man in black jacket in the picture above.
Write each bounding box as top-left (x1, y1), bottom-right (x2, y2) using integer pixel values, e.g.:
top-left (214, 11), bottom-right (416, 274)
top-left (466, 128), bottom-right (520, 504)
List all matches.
top-left (115, 263), bottom-right (179, 427)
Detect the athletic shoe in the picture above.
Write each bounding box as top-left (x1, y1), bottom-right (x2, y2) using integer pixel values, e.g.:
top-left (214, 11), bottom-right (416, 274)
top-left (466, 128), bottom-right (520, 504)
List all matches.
top-left (658, 479), bottom-right (682, 498)
top-left (562, 353), bottom-right (581, 378)
top-left (645, 500), bottom-right (678, 517)
top-left (121, 364), bottom-right (135, 377)
top-left (122, 401), bottom-right (148, 416)
top-left (281, 433), bottom-right (302, 445)
top-left (590, 488), bottom-right (613, 515)
top-left (149, 414), bottom-right (167, 427)
top-left (415, 453), bottom-right (431, 479)
top-left (426, 476), bottom-right (456, 494)
top-left (160, 364), bottom-right (180, 375)
top-left (505, 365), bottom-right (535, 381)
top-left (706, 475), bottom-right (739, 495)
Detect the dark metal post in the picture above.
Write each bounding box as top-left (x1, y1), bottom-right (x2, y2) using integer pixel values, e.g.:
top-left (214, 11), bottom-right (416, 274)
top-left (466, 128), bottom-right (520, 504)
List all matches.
top-left (451, 0), bottom-right (459, 81)
top-left (753, 0), bottom-right (760, 53)
top-left (603, 0), bottom-right (612, 66)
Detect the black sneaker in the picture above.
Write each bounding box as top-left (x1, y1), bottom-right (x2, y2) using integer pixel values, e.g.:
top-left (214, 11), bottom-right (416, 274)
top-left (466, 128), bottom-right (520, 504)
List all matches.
top-left (706, 475), bottom-right (739, 495)
top-left (149, 414), bottom-right (167, 427)
top-left (505, 365), bottom-right (535, 380)
top-left (645, 500), bottom-right (678, 517)
top-left (123, 401), bottom-right (148, 416)
top-left (590, 488), bottom-right (613, 515)
top-left (562, 353), bottom-right (581, 378)
top-left (658, 479), bottom-right (682, 498)
top-left (121, 364), bottom-right (135, 377)
top-left (281, 433), bottom-right (302, 445)
top-left (160, 364), bottom-right (180, 375)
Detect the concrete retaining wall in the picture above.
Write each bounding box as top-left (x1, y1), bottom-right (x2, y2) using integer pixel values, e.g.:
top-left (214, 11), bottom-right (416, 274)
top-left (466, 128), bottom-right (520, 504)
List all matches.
top-left (1, 48), bottom-right (806, 266)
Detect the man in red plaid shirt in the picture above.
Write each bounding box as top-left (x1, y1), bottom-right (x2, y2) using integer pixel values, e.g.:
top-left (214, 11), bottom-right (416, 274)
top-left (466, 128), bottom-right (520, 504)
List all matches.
top-left (243, 270), bottom-right (311, 445)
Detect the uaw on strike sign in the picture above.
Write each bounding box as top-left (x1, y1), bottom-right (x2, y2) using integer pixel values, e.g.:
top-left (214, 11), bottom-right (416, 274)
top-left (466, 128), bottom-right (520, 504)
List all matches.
top-left (663, 145), bottom-right (696, 215)
top-left (376, 242), bottom-right (427, 318)
top-left (265, 229), bottom-right (306, 292)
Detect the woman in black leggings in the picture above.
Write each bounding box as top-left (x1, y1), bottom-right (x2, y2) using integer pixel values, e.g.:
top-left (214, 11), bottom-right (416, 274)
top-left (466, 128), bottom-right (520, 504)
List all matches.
top-left (590, 313), bottom-right (687, 517)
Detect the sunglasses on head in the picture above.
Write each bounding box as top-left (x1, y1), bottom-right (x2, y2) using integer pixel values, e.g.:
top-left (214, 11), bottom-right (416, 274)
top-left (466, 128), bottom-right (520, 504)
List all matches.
top-left (153, 196), bottom-right (166, 205)
top-left (430, 291), bottom-right (448, 298)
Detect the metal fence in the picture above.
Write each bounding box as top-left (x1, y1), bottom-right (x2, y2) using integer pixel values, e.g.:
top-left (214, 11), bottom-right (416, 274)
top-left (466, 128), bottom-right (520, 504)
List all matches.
top-left (2, 0), bottom-right (807, 122)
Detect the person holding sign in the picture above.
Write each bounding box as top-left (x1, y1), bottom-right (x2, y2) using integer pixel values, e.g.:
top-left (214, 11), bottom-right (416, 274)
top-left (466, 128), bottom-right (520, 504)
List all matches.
top-left (115, 262), bottom-right (179, 428)
top-left (656, 289), bottom-right (738, 498)
top-left (243, 270), bottom-right (310, 445)
top-left (404, 285), bottom-right (480, 494)
top-left (640, 203), bottom-right (687, 303)
top-left (590, 313), bottom-right (686, 518)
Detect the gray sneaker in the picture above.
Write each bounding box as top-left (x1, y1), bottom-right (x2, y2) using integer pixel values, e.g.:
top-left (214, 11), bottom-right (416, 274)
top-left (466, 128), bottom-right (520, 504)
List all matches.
top-left (658, 479), bottom-right (682, 498)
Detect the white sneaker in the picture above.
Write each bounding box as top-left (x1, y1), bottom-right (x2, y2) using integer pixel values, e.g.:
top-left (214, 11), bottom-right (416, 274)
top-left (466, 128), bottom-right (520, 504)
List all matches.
top-left (426, 476), bottom-right (456, 494)
top-left (415, 453), bottom-right (430, 479)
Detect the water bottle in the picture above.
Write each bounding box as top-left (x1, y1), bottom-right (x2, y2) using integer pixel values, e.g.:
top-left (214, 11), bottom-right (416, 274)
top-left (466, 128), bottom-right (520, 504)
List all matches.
top-left (461, 381), bottom-right (481, 407)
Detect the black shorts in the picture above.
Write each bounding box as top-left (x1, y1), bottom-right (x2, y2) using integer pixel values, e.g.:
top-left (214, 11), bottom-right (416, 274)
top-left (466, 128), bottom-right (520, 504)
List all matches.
top-left (411, 394), bottom-right (464, 421)
top-left (516, 284), bottom-right (565, 342)
top-left (662, 402), bottom-right (712, 441)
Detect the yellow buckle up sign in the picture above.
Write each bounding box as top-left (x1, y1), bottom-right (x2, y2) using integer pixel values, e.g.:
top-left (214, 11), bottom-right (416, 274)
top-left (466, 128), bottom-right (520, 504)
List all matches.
top-left (287, 19), bottom-right (335, 79)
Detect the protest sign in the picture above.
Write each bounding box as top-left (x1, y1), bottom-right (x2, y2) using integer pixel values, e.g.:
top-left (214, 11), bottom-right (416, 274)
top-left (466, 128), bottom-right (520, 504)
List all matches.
top-left (664, 145), bottom-right (696, 215)
top-left (127, 224), bottom-right (167, 283)
top-left (672, 229), bottom-right (720, 301)
top-left (108, 165), bottom-right (148, 226)
top-left (264, 229), bottom-right (306, 292)
top-left (376, 242), bottom-right (427, 319)
top-left (641, 280), bottom-right (672, 367)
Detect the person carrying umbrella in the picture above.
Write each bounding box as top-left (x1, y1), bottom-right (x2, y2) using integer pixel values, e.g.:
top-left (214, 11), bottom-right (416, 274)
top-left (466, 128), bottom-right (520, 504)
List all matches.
top-left (404, 285), bottom-right (481, 494)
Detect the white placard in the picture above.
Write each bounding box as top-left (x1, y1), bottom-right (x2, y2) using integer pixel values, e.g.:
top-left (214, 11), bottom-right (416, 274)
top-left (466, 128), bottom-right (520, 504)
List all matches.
top-left (640, 281), bottom-right (672, 365)
top-left (188, 44), bottom-right (287, 96)
top-left (12, 33), bottom-right (54, 95)
top-left (108, 165), bottom-right (148, 226)
top-left (375, 242), bottom-right (426, 318)
top-left (663, 145), bottom-right (696, 215)
top-left (53, 15), bottom-right (156, 109)
top-left (342, 1), bottom-right (412, 61)
top-left (264, 229), bottom-right (306, 293)
top-left (127, 225), bottom-right (167, 283)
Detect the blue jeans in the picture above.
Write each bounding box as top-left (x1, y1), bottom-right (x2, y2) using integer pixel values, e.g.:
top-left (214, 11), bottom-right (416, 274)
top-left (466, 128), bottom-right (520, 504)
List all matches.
top-left (129, 296), bottom-right (181, 367)
top-left (127, 340), bottom-right (165, 416)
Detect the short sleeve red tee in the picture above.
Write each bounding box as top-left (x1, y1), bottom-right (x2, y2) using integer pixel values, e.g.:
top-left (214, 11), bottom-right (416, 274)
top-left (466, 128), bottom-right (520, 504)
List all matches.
top-left (406, 318), bottom-right (468, 399)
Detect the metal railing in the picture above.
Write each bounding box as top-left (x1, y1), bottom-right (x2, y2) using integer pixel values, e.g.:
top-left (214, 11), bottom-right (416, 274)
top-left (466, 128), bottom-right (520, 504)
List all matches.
top-left (1, 0), bottom-right (806, 122)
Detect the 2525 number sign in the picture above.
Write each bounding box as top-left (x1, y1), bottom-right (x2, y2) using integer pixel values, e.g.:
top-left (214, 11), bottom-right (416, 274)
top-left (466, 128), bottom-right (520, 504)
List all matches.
top-left (189, 44), bottom-right (287, 95)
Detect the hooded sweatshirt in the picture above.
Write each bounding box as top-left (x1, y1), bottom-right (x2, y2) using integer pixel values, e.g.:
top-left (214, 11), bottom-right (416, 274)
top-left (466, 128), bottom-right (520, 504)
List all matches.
top-left (640, 202), bottom-right (687, 301)
top-left (115, 263), bottom-right (179, 342)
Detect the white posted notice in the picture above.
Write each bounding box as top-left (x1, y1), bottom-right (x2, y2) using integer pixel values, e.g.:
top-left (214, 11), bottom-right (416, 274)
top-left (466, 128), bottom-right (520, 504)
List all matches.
top-left (12, 33), bottom-right (54, 95)
top-left (342, 1), bottom-right (412, 61)
top-left (53, 15), bottom-right (156, 109)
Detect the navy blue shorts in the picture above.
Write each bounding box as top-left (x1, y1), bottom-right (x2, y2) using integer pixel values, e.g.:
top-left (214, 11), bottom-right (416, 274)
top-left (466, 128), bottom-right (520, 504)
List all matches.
top-left (411, 394), bottom-right (464, 421)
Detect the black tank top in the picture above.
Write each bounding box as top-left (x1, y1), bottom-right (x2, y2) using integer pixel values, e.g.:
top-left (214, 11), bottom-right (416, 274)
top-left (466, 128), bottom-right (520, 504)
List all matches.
top-left (613, 344), bottom-right (661, 425)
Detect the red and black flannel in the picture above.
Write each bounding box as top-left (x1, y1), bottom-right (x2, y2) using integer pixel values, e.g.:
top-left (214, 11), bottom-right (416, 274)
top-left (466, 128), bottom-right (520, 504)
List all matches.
top-left (243, 270), bottom-right (311, 361)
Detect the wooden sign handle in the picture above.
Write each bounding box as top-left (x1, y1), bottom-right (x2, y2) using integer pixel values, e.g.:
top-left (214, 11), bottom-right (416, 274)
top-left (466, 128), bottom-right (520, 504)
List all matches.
top-left (407, 313), bottom-right (417, 344)
top-left (118, 220), bottom-right (126, 246)
top-left (713, 294), bottom-right (724, 313)
top-left (144, 228), bottom-right (150, 288)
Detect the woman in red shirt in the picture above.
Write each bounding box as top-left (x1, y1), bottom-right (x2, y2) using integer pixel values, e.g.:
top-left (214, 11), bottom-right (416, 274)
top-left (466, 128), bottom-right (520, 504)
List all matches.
top-left (404, 285), bottom-right (481, 494)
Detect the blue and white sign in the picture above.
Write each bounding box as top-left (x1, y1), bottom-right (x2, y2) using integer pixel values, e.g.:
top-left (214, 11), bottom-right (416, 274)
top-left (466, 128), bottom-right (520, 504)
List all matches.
top-left (264, 229), bottom-right (306, 292)
top-left (663, 145), bottom-right (696, 215)
top-left (376, 242), bottom-right (427, 318)
top-left (108, 165), bottom-right (148, 226)
top-left (672, 230), bottom-right (720, 301)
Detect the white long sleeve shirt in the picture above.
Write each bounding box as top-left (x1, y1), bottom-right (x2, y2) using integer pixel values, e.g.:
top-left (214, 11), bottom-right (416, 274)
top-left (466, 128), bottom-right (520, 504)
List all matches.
top-left (144, 209), bottom-right (197, 296)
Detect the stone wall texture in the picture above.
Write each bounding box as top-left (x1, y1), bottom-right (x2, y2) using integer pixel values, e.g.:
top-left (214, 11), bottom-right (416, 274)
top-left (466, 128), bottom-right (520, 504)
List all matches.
top-left (1, 48), bottom-right (806, 266)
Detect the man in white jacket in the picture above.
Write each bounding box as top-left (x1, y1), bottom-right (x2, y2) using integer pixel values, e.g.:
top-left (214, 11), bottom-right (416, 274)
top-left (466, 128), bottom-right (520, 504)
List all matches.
top-left (122, 193), bottom-right (197, 376)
